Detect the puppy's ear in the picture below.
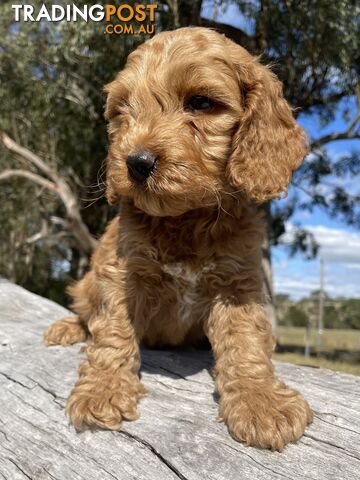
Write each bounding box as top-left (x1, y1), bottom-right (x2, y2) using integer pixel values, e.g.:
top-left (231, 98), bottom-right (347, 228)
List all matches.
top-left (228, 53), bottom-right (308, 202)
top-left (103, 80), bottom-right (120, 121)
top-left (103, 80), bottom-right (122, 206)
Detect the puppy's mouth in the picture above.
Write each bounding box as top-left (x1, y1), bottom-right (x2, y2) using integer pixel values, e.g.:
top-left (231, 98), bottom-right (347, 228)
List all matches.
top-left (131, 181), bottom-right (220, 217)
top-left (118, 150), bottom-right (220, 216)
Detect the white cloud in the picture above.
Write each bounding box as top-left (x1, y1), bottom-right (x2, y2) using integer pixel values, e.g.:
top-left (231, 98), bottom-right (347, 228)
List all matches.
top-left (311, 226), bottom-right (360, 264)
top-left (293, 210), bottom-right (312, 221)
top-left (274, 276), bottom-right (319, 298)
top-left (282, 224), bottom-right (360, 265)
top-left (274, 271), bottom-right (360, 299)
top-left (275, 225), bottom-right (360, 299)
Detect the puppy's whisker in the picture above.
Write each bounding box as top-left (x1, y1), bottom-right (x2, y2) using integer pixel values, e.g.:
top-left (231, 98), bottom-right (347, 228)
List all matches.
top-left (214, 191), bottom-right (222, 228)
top-left (88, 176), bottom-right (106, 187)
top-left (81, 193), bottom-right (105, 209)
top-left (85, 185), bottom-right (106, 194)
top-left (81, 192), bottom-right (105, 201)
top-left (200, 186), bottom-right (222, 228)
top-left (85, 160), bottom-right (107, 192)
top-left (219, 199), bottom-right (234, 218)
top-left (82, 161), bottom-right (107, 208)
top-left (219, 188), bottom-right (242, 199)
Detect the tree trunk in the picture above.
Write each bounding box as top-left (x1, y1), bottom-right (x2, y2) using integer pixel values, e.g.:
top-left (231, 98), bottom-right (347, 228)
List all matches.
top-left (180, 0), bottom-right (203, 27)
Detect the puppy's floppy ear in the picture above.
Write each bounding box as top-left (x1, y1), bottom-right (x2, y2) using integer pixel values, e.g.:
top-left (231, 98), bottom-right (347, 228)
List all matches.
top-left (228, 52), bottom-right (308, 202)
top-left (103, 80), bottom-right (123, 206)
top-left (103, 80), bottom-right (121, 121)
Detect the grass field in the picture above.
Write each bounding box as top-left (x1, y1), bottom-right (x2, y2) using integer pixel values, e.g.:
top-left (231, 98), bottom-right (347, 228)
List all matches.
top-left (273, 352), bottom-right (360, 376)
top-left (277, 326), bottom-right (360, 352)
top-left (275, 327), bottom-right (360, 376)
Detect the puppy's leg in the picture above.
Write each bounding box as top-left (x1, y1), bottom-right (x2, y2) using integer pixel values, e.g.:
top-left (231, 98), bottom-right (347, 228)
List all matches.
top-left (206, 303), bottom-right (313, 451)
top-left (66, 302), bottom-right (145, 430)
top-left (43, 315), bottom-right (88, 346)
top-left (44, 270), bottom-right (95, 346)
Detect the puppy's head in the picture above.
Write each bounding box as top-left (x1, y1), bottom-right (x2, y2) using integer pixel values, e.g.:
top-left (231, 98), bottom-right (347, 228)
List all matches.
top-left (105, 27), bottom-right (308, 216)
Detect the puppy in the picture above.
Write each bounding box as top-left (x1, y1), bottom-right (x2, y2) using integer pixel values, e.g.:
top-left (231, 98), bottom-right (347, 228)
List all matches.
top-left (44, 27), bottom-right (312, 450)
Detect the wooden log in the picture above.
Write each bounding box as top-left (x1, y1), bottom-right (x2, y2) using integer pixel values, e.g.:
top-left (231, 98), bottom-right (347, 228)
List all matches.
top-left (0, 278), bottom-right (359, 480)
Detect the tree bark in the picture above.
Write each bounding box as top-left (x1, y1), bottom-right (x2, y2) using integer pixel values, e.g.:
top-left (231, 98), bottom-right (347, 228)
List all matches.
top-left (1, 281), bottom-right (360, 480)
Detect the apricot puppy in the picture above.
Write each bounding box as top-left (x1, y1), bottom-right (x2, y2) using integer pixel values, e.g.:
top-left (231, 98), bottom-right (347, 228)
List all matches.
top-left (44, 27), bottom-right (312, 450)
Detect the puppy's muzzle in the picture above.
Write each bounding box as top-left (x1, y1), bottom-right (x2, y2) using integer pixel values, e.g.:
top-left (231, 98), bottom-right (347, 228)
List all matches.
top-left (127, 150), bottom-right (157, 183)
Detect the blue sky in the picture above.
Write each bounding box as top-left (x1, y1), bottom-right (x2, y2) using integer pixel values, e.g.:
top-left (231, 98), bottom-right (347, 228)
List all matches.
top-left (202, 1), bottom-right (360, 299)
top-left (274, 106), bottom-right (360, 300)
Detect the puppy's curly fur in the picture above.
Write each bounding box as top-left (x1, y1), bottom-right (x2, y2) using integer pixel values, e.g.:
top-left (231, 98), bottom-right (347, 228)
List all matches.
top-left (44, 27), bottom-right (313, 450)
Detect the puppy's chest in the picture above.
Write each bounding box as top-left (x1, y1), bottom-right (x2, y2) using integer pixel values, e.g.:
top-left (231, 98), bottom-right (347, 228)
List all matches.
top-left (161, 261), bottom-right (215, 323)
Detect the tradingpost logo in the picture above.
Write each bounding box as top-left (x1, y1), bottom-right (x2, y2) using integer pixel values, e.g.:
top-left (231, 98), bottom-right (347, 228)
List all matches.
top-left (11, 3), bottom-right (158, 35)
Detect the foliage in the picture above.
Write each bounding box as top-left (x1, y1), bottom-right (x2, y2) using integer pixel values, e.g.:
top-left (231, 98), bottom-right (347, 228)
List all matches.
top-left (276, 293), bottom-right (360, 330)
top-left (0, 0), bottom-right (359, 305)
top-left (258, 0), bottom-right (359, 256)
top-left (221, 0), bottom-right (360, 256)
top-left (0, 0), bottom-right (141, 301)
top-left (339, 299), bottom-right (360, 329)
top-left (283, 305), bottom-right (308, 327)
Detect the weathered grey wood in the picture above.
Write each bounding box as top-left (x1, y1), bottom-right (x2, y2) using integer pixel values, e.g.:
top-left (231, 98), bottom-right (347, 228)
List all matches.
top-left (0, 279), bottom-right (359, 480)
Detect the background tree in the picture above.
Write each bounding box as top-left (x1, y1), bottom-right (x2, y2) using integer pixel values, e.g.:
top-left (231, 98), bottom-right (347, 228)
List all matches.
top-left (0, 0), bottom-right (141, 301)
top-left (0, 1), bottom-right (359, 317)
top-left (339, 299), bottom-right (360, 329)
top-left (284, 306), bottom-right (308, 328)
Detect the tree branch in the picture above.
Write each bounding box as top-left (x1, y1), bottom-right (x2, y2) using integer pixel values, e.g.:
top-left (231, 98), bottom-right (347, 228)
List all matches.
top-left (310, 132), bottom-right (360, 150)
top-left (1, 133), bottom-right (98, 254)
top-left (0, 169), bottom-right (57, 192)
top-left (166, 0), bottom-right (180, 28)
top-left (1, 131), bottom-right (58, 182)
top-left (200, 18), bottom-right (255, 51)
top-left (291, 180), bottom-right (319, 199)
top-left (308, 92), bottom-right (360, 149)
top-left (292, 92), bottom-right (348, 116)
top-left (255, 0), bottom-right (269, 54)
top-left (24, 220), bottom-right (49, 245)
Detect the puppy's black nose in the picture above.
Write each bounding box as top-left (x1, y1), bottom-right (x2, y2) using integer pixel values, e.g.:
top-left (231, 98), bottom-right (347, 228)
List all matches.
top-left (126, 150), bottom-right (157, 182)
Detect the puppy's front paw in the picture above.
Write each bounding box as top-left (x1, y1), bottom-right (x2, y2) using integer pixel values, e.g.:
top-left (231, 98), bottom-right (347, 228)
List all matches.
top-left (44, 316), bottom-right (87, 346)
top-left (222, 383), bottom-right (313, 451)
top-left (66, 374), bottom-right (146, 431)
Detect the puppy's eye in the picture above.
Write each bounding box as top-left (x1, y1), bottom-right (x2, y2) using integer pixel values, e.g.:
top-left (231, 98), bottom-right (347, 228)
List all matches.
top-left (117, 102), bottom-right (130, 116)
top-left (186, 95), bottom-right (215, 113)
